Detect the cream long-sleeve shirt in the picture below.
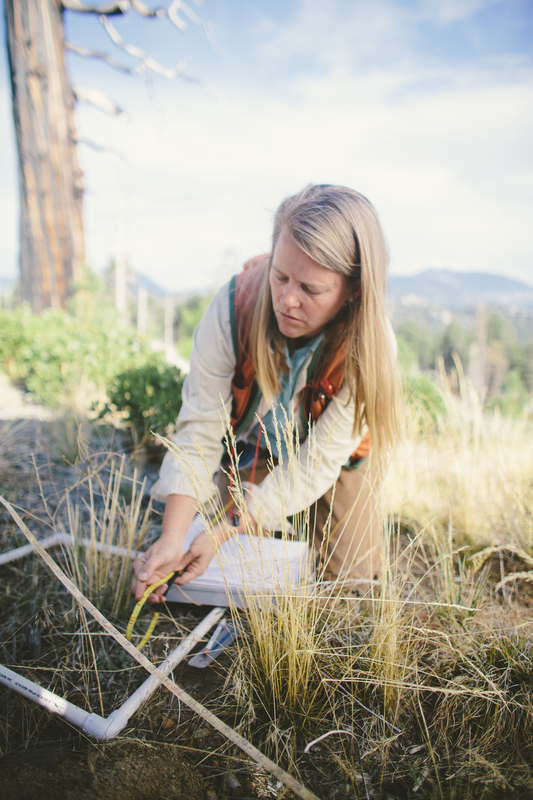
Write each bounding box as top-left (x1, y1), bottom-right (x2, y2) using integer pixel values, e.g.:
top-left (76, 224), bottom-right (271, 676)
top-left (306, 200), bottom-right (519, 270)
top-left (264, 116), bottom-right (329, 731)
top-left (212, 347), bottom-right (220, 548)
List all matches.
top-left (150, 281), bottom-right (365, 531)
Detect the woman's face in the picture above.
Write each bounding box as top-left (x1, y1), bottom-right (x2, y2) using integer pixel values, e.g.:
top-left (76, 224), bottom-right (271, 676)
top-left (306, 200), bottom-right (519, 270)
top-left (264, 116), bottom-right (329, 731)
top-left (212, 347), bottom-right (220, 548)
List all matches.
top-left (270, 228), bottom-right (352, 341)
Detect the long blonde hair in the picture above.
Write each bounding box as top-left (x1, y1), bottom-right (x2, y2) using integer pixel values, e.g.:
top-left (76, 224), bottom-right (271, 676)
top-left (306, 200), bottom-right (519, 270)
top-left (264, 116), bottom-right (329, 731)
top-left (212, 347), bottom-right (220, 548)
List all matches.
top-left (249, 184), bottom-right (401, 458)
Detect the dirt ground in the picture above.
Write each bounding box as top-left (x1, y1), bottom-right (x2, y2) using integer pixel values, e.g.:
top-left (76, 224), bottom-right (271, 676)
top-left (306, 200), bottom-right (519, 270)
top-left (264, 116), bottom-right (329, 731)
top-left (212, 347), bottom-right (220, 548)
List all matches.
top-left (0, 741), bottom-right (207, 800)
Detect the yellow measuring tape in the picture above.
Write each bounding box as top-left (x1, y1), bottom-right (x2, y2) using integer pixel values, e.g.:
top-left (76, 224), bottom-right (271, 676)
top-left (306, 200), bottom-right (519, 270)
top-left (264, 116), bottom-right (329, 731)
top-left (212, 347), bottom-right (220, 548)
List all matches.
top-left (126, 571), bottom-right (176, 650)
top-left (127, 503), bottom-right (232, 648)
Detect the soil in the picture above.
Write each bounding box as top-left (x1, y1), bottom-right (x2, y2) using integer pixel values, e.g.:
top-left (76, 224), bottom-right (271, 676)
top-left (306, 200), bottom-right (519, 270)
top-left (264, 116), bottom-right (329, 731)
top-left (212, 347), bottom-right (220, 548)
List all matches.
top-left (0, 742), bottom-right (206, 800)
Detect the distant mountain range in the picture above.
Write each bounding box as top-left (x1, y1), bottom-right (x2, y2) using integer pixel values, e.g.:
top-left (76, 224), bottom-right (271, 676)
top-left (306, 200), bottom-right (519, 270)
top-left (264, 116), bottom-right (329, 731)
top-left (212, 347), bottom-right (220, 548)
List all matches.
top-left (135, 273), bottom-right (167, 298)
top-left (2, 268), bottom-right (533, 310)
top-left (388, 269), bottom-right (533, 309)
top-left (136, 267), bottom-right (533, 309)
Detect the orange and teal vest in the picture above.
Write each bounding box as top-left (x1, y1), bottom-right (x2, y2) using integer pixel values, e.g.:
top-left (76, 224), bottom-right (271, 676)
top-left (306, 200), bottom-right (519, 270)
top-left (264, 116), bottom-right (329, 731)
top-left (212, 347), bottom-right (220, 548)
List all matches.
top-left (228, 256), bottom-right (370, 465)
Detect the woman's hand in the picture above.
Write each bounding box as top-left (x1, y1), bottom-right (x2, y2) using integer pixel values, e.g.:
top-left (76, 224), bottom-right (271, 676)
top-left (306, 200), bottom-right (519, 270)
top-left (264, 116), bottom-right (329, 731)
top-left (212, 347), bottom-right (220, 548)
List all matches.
top-left (132, 521), bottom-right (235, 601)
top-left (172, 530), bottom-right (219, 587)
top-left (132, 531), bottom-right (188, 603)
top-left (131, 491), bottom-right (265, 602)
top-left (132, 493), bottom-right (200, 603)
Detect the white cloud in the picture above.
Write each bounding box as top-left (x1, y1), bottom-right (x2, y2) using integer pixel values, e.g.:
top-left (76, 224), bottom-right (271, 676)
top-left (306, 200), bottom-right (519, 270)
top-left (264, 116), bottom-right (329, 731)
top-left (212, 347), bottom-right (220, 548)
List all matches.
top-left (430, 0), bottom-right (500, 25)
top-left (252, 0), bottom-right (506, 72)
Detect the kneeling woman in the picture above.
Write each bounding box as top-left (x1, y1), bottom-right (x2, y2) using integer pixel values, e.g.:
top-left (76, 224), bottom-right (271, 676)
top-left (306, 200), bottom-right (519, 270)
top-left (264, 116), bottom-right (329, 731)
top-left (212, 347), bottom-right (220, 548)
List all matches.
top-left (132, 184), bottom-right (400, 602)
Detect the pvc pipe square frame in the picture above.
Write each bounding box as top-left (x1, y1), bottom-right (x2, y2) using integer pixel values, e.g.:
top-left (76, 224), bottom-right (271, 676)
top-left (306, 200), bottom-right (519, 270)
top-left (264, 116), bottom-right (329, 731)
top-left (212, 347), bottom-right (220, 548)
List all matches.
top-left (0, 519), bottom-right (312, 740)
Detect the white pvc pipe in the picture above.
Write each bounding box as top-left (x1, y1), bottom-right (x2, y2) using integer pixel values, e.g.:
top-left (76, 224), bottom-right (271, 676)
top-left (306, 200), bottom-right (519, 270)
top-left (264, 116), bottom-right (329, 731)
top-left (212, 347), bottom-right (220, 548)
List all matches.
top-left (84, 605), bottom-right (225, 740)
top-left (0, 533), bottom-right (66, 565)
top-left (0, 606), bottom-right (225, 741)
top-left (0, 532), bottom-right (139, 566)
top-left (0, 663), bottom-right (94, 729)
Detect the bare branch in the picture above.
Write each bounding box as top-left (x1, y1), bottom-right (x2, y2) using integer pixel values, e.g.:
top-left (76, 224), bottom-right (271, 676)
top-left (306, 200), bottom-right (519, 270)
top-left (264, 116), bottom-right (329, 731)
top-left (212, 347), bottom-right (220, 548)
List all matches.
top-left (61, 0), bottom-right (131, 14)
top-left (68, 2), bottom-right (222, 100)
top-left (179, 0), bottom-right (202, 27)
top-left (66, 42), bottom-right (144, 74)
top-left (73, 86), bottom-right (125, 115)
top-left (167, 0), bottom-right (187, 31)
top-left (62, 0), bottom-right (170, 18)
top-left (76, 138), bottom-right (127, 160)
top-left (167, 1), bottom-right (223, 52)
top-left (101, 15), bottom-right (154, 63)
top-left (63, 0), bottom-right (221, 55)
top-left (100, 15), bottom-right (212, 90)
top-left (130, 0), bottom-right (166, 17)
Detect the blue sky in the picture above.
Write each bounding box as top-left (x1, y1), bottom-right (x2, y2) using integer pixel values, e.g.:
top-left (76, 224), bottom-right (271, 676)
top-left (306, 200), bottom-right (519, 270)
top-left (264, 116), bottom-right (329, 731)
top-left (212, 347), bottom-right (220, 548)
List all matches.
top-left (1, 0), bottom-right (532, 292)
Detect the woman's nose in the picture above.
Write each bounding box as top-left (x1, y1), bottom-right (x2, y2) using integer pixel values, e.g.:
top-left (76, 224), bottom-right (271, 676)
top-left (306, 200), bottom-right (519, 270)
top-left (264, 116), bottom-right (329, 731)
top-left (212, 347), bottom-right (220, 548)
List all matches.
top-left (281, 285), bottom-right (300, 308)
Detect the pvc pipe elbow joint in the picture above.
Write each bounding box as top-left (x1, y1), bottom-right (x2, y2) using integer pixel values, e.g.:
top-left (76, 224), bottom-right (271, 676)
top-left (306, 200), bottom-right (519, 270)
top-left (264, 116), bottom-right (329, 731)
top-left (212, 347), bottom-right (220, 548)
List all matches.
top-left (82, 708), bottom-right (130, 741)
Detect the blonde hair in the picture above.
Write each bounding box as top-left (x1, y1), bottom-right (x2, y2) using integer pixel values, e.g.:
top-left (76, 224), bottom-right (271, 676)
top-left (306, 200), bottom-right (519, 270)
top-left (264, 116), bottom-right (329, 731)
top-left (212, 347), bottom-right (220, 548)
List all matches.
top-left (249, 184), bottom-right (401, 459)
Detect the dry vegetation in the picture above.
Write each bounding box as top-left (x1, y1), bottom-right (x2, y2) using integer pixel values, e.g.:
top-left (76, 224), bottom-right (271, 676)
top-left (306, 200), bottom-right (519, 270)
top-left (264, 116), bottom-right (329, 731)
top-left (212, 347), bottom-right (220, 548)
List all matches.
top-left (1, 371), bottom-right (533, 799)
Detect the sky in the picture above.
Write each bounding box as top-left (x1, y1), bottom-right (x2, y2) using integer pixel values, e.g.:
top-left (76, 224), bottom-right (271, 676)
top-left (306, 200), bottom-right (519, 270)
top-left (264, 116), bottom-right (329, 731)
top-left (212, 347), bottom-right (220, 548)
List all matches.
top-left (1, 0), bottom-right (532, 293)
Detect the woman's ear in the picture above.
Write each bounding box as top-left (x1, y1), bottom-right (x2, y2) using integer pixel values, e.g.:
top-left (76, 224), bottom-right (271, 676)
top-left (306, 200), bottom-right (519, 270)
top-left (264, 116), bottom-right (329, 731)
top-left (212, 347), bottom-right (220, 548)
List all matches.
top-left (345, 280), bottom-right (361, 304)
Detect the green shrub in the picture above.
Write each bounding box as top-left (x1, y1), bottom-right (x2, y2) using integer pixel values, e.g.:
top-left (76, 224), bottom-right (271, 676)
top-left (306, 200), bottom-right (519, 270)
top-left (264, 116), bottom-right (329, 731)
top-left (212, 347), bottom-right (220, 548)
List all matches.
top-left (98, 361), bottom-right (184, 443)
top-left (487, 368), bottom-right (530, 417)
top-left (396, 334), bottom-right (418, 373)
top-left (0, 305), bottom-right (156, 407)
top-left (403, 371), bottom-right (446, 428)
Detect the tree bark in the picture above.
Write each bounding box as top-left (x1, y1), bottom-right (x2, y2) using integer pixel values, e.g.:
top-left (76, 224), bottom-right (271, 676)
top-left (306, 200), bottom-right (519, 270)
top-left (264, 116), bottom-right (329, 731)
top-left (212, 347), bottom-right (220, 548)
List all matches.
top-left (5, 0), bottom-right (84, 312)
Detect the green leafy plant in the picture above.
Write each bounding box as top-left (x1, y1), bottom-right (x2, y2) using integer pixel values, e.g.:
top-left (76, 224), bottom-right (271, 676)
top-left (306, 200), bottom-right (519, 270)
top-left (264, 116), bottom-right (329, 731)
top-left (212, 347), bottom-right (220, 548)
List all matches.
top-left (98, 361), bottom-right (184, 444)
top-left (0, 305), bottom-right (155, 407)
top-left (403, 371), bottom-right (447, 429)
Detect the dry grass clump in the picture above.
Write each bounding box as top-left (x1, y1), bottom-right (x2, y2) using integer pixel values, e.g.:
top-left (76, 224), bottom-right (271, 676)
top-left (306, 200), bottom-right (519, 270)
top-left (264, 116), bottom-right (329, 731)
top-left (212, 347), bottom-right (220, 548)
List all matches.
top-left (227, 555), bottom-right (533, 797)
top-left (63, 456), bottom-right (153, 616)
top-left (220, 371), bottom-right (533, 797)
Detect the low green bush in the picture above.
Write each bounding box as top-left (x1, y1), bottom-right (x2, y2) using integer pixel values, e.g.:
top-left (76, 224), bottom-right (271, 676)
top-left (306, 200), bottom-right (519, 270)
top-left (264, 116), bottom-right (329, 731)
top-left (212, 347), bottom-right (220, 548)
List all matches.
top-left (487, 368), bottom-right (530, 417)
top-left (403, 371), bottom-right (447, 428)
top-left (0, 305), bottom-right (157, 407)
top-left (97, 361), bottom-right (184, 443)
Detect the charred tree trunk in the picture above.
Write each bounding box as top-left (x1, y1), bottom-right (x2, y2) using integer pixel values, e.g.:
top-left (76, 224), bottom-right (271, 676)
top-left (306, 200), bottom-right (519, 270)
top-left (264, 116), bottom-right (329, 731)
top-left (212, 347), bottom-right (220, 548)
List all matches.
top-left (5, 0), bottom-right (84, 312)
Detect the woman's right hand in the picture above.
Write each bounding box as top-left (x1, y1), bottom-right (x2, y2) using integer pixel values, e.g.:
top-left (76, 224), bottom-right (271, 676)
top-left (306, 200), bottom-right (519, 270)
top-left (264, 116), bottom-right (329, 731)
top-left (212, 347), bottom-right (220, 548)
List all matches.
top-left (133, 494), bottom-right (200, 602)
top-left (132, 532), bottom-right (187, 603)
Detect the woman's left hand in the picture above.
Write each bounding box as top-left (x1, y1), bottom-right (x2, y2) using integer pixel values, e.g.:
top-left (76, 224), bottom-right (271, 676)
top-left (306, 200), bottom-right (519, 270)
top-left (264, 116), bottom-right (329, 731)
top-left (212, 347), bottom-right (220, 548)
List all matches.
top-left (173, 530), bottom-right (221, 586)
top-left (170, 508), bottom-right (267, 587)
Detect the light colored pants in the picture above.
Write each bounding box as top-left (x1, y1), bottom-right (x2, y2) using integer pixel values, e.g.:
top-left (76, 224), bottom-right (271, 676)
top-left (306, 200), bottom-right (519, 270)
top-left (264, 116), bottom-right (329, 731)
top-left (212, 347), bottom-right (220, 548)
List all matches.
top-left (308, 461), bottom-right (382, 584)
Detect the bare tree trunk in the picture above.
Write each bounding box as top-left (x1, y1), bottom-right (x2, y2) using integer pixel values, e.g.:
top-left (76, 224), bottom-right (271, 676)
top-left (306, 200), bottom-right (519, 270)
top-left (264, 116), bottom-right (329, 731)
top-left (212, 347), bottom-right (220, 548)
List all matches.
top-left (5, 0), bottom-right (84, 312)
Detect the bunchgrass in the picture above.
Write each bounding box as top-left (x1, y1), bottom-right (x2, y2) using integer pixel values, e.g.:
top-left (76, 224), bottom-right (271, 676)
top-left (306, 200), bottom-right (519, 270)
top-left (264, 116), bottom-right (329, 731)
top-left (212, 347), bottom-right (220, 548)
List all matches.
top-left (62, 456), bottom-right (153, 617)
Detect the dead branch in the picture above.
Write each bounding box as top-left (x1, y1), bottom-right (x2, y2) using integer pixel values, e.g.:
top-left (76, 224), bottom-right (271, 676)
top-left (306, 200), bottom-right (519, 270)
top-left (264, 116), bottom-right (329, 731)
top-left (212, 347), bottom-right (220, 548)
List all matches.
top-left (67, 17), bottom-right (216, 96)
top-left (65, 42), bottom-right (144, 74)
top-left (63, 0), bottom-right (217, 43)
top-left (61, 1), bottom-right (165, 17)
top-left (62, 0), bottom-right (189, 30)
top-left (61, 0), bottom-right (131, 14)
top-left (100, 15), bottom-right (212, 91)
top-left (73, 86), bottom-right (125, 115)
